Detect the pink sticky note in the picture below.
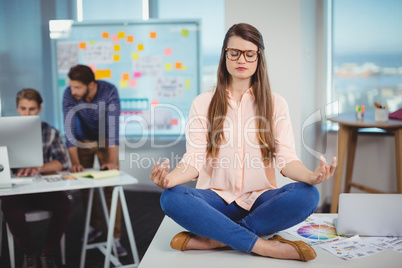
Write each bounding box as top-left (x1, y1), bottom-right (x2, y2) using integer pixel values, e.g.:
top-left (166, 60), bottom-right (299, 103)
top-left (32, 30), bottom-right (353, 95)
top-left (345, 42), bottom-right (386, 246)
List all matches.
top-left (88, 65), bottom-right (97, 73)
top-left (129, 79), bottom-right (137, 87)
top-left (151, 100), bottom-right (159, 107)
top-left (164, 47), bottom-right (172, 56)
top-left (171, 118), bottom-right (178, 125)
top-left (134, 72), bottom-right (141, 78)
top-left (112, 34), bottom-right (119, 42)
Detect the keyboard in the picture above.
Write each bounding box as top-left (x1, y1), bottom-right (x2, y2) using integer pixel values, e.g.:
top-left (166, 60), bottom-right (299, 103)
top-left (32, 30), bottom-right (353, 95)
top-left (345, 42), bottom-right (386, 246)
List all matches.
top-left (10, 174), bottom-right (38, 184)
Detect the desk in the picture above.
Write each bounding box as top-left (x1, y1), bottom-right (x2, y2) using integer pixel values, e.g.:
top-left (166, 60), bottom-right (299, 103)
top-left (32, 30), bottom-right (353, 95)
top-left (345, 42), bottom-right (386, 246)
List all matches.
top-left (0, 171), bottom-right (140, 268)
top-left (329, 113), bottom-right (402, 213)
top-left (139, 214), bottom-right (402, 268)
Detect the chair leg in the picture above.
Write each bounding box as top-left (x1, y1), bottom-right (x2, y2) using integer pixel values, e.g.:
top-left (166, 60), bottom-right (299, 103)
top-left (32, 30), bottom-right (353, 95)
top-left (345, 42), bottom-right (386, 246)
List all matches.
top-left (0, 210), bottom-right (3, 257)
top-left (60, 233), bottom-right (66, 265)
top-left (6, 224), bottom-right (15, 268)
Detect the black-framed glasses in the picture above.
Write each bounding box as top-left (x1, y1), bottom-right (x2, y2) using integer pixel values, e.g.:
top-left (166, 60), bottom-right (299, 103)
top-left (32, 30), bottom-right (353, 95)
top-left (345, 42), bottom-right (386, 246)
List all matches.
top-left (225, 48), bottom-right (259, 63)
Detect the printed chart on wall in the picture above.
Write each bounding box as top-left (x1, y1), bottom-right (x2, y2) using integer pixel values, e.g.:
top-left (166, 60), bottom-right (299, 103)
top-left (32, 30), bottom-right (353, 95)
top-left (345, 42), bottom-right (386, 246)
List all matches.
top-left (283, 215), bottom-right (341, 245)
top-left (50, 20), bottom-right (201, 136)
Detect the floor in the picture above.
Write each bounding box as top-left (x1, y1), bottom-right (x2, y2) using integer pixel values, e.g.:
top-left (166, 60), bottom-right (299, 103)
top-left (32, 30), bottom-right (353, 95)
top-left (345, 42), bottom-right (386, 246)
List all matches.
top-left (0, 189), bottom-right (165, 268)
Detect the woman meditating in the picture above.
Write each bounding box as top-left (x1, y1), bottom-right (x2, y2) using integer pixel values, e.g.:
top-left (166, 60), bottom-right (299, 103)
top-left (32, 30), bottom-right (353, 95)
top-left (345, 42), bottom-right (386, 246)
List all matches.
top-left (150, 23), bottom-right (336, 262)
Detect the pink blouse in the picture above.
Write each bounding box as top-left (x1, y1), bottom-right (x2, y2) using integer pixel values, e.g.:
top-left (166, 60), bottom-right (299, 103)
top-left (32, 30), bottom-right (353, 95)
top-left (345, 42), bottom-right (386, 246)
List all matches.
top-left (180, 88), bottom-right (301, 210)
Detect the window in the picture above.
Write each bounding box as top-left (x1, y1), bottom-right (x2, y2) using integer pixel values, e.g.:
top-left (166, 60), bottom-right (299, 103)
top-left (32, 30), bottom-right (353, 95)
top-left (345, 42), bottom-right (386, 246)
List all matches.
top-left (330, 0), bottom-right (402, 116)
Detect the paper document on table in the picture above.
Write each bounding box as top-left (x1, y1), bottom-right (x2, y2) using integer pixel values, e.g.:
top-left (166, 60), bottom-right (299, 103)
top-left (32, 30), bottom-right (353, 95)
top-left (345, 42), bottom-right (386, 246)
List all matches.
top-left (319, 235), bottom-right (385, 260)
top-left (71, 169), bottom-right (120, 179)
top-left (364, 237), bottom-right (402, 253)
top-left (283, 214), bottom-right (341, 245)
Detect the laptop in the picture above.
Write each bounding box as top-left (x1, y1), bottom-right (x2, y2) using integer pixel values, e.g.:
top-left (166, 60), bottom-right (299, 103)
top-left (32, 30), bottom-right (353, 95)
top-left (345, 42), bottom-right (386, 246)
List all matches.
top-left (335, 193), bottom-right (402, 237)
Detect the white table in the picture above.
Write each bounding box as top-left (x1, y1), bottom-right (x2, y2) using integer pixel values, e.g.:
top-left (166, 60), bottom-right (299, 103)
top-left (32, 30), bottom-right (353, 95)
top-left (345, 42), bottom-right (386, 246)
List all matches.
top-left (0, 171), bottom-right (140, 268)
top-left (139, 214), bottom-right (402, 268)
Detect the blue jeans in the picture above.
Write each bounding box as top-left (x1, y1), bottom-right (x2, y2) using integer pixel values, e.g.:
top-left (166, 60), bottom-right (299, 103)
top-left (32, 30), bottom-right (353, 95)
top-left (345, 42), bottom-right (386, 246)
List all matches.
top-left (160, 182), bottom-right (319, 253)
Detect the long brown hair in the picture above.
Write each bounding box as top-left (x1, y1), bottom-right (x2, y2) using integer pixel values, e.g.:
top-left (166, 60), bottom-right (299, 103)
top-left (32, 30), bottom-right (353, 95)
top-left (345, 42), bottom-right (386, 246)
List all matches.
top-left (207, 23), bottom-right (276, 162)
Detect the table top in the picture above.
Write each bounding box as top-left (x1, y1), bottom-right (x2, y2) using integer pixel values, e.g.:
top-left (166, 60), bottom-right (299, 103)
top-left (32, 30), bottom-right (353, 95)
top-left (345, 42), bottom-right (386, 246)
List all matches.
top-left (328, 113), bottom-right (402, 128)
top-left (139, 213), bottom-right (402, 268)
top-left (0, 170), bottom-right (138, 196)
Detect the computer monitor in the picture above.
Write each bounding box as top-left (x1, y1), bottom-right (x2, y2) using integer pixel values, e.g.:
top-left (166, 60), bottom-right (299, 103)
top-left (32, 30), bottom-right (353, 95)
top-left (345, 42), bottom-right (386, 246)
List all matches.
top-left (0, 115), bottom-right (43, 187)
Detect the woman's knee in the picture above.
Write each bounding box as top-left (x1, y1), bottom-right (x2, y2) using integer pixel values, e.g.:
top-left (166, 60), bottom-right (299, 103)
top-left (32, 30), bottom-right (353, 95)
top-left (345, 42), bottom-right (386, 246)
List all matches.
top-left (160, 185), bottom-right (187, 215)
top-left (292, 182), bottom-right (320, 211)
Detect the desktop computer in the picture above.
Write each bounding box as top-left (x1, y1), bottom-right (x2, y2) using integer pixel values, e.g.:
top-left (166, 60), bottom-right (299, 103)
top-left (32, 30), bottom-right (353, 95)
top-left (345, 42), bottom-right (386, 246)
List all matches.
top-left (0, 115), bottom-right (43, 188)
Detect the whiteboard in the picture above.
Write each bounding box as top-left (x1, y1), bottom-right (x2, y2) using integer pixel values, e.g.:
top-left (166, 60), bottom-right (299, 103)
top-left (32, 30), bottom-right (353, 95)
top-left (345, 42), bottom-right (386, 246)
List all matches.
top-left (50, 19), bottom-right (201, 137)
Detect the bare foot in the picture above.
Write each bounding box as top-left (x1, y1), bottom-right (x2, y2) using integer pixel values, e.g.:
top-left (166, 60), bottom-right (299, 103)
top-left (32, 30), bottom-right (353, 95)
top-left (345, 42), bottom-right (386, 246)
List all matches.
top-left (186, 235), bottom-right (226, 250)
top-left (252, 239), bottom-right (300, 260)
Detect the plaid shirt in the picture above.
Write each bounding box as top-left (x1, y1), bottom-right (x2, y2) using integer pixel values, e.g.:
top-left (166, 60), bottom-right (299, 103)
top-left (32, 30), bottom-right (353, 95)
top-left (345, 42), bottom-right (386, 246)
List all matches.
top-left (41, 122), bottom-right (68, 169)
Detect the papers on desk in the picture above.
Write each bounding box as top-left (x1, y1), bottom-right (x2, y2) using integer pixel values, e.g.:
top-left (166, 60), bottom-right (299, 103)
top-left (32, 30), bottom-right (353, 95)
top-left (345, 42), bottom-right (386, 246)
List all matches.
top-left (71, 169), bottom-right (120, 180)
top-left (364, 237), bottom-right (402, 253)
top-left (283, 215), bottom-right (341, 245)
top-left (320, 235), bottom-right (385, 260)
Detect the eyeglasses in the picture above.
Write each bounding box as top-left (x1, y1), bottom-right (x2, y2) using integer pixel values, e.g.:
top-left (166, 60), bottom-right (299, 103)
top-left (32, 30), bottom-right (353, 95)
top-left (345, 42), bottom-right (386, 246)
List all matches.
top-left (225, 48), bottom-right (259, 63)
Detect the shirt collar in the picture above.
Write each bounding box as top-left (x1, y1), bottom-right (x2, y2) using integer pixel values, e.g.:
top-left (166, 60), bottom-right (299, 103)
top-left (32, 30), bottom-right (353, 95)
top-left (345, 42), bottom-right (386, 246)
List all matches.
top-left (226, 87), bottom-right (254, 99)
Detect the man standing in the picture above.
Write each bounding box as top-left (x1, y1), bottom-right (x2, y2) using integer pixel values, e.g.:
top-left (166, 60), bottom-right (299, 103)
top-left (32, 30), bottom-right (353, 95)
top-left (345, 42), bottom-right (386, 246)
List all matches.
top-left (62, 64), bottom-right (126, 256)
top-left (2, 88), bottom-right (71, 268)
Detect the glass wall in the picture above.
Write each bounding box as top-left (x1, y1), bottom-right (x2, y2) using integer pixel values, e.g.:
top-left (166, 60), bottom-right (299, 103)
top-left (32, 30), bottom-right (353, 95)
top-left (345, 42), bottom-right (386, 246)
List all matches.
top-left (331, 0), bottom-right (402, 115)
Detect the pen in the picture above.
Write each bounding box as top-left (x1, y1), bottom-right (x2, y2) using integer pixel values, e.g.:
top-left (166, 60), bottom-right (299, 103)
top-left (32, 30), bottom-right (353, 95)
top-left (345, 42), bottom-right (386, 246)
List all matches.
top-left (62, 174), bottom-right (77, 180)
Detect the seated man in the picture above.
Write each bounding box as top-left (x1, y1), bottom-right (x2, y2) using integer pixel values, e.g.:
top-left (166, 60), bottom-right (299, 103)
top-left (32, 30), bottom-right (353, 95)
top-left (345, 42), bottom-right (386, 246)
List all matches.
top-left (1, 89), bottom-right (71, 268)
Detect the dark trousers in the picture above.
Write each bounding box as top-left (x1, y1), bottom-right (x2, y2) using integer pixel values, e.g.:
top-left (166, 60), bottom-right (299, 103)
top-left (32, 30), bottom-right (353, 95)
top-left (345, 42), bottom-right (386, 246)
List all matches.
top-left (1, 192), bottom-right (71, 254)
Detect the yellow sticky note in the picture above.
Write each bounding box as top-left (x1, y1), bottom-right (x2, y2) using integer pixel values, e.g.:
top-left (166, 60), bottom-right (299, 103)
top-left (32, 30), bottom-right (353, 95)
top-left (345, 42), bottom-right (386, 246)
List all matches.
top-left (182, 65), bottom-right (187, 70)
top-left (114, 44), bottom-right (120, 51)
top-left (102, 32), bottom-right (109, 39)
top-left (138, 44), bottom-right (144, 51)
top-left (113, 54), bottom-right (120, 61)
top-left (118, 31), bottom-right (125, 38)
top-left (181, 29), bottom-right (189, 37)
top-left (95, 70), bottom-right (111, 79)
top-left (120, 80), bottom-right (128, 88)
top-left (185, 79), bottom-right (190, 89)
top-left (79, 42), bottom-right (86, 49)
top-left (150, 32), bottom-right (157, 39)
top-left (127, 35), bottom-right (134, 43)
top-left (90, 40), bottom-right (95, 45)
top-left (165, 63), bottom-right (172, 71)
top-left (122, 73), bottom-right (130, 80)
top-left (175, 62), bottom-right (182, 69)
top-left (132, 52), bottom-right (139, 60)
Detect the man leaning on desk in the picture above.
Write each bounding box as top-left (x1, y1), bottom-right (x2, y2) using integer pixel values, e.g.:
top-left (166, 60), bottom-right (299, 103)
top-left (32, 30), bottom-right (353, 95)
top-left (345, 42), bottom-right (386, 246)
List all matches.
top-left (62, 64), bottom-right (127, 256)
top-left (1, 89), bottom-right (71, 268)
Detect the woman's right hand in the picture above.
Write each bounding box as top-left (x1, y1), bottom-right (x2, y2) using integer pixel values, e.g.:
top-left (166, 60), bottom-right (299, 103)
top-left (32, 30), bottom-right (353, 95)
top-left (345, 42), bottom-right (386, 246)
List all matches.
top-left (150, 159), bottom-right (171, 189)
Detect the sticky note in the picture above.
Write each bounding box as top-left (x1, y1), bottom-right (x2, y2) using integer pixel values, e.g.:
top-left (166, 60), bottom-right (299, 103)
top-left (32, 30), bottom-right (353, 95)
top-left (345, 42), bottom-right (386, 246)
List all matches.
top-left (127, 35), bottom-right (134, 43)
top-left (95, 70), bottom-right (111, 79)
top-left (102, 32), bottom-right (109, 39)
top-left (164, 47), bottom-right (172, 56)
top-left (89, 65), bottom-right (97, 73)
top-left (112, 34), bottom-right (119, 42)
top-left (122, 73), bottom-right (129, 80)
top-left (171, 118), bottom-right (178, 125)
top-left (185, 79), bottom-right (190, 89)
top-left (120, 80), bottom-right (128, 88)
top-left (134, 72), bottom-right (141, 78)
top-left (58, 79), bottom-right (66, 87)
top-left (175, 62), bottom-right (182, 69)
top-left (182, 29), bottom-right (189, 37)
top-left (132, 52), bottom-right (139, 60)
top-left (113, 54), bottom-right (120, 61)
top-left (118, 31), bottom-right (125, 38)
top-left (129, 79), bottom-right (137, 88)
top-left (182, 65), bottom-right (187, 70)
top-left (79, 42), bottom-right (86, 49)
top-left (165, 63), bottom-right (172, 71)
top-left (138, 44), bottom-right (144, 51)
top-left (150, 32), bottom-right (157, 39)
top-left (151, 100), bottom-right (159, 107)
top-left (90, 40), bottom-right (95, 45)
top-left (114, 44), bottom-right (120, 51)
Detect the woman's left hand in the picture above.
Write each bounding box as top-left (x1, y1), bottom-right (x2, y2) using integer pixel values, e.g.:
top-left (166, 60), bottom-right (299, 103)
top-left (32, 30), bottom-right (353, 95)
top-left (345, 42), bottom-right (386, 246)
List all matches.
top-left (308, 155), bottom-right (337, 185)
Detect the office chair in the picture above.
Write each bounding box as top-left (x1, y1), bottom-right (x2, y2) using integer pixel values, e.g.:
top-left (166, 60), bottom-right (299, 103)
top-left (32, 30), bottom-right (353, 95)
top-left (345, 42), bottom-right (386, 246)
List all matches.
top-left (1, 210), bottom-right (66, 268)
